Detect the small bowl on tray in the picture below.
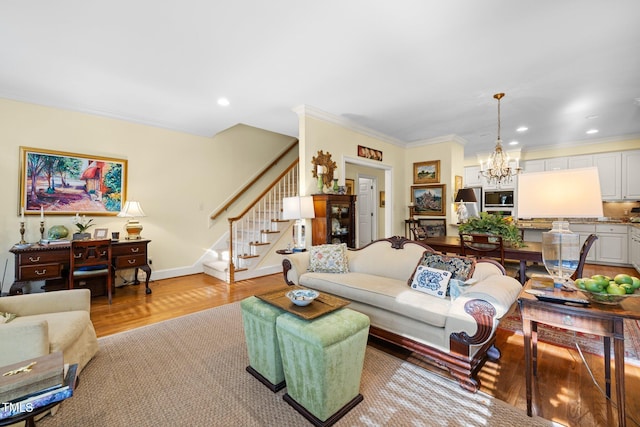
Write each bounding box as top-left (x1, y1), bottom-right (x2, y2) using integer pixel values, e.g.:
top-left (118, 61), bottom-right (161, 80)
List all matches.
top-left (286, 289), bottom-right (319, 306)
top-left (580, 289), bottom-right (640, 306)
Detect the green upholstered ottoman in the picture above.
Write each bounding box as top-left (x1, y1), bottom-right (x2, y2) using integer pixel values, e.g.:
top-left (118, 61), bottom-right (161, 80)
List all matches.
top-left (240, 296), bottom-right (287, 392)
top-left (276, 308), bottom-right (370, 427)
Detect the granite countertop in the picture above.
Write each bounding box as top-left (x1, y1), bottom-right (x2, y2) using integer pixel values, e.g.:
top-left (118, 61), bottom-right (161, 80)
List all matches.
top-left (516, 218), bottom-right (634, 229)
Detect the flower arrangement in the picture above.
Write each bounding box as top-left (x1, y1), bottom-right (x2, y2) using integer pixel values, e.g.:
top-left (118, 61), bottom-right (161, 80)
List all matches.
top-left (72, 214), bottom-right (94, 233)
top-left (458, 212), bottom-right (524, 247)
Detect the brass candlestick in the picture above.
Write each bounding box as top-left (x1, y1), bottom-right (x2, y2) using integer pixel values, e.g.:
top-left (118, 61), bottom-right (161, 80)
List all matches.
top-left (40, 221), bottom-right (45, 240)
top-left (19, 221), bottom-right (26, 244)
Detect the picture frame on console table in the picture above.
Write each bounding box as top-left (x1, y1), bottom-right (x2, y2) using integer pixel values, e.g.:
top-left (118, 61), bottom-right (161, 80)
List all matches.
top-left (411, 184), bottom-right (446, 216)
top-left (417, 219), bottom-right (447, 237)
top-left (19, 147), bottom-right (127, 216)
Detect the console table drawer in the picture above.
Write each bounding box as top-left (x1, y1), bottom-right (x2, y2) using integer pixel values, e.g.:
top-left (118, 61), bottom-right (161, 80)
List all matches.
top-left (115, 254), bottom-right (146, 268)
top-left (525, 308), bottom-right (614, 336)
top-left (112, 243), bottom-right (147, 257)
top-left (19, 263), bottom-right (62, 280)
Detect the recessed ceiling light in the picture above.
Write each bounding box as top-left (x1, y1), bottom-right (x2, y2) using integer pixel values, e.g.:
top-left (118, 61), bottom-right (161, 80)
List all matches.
top-left (217, 98), bottom-right (230, 107)
top-left (516, 126), bottom-right (528, 132)
top-left (586, 129), bottom-right (599, 134)
top-left (509, 141), bottom-right (519, 146)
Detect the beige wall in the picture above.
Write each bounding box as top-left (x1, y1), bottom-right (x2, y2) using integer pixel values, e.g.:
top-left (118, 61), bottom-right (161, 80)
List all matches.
top-left (0, 99), bottom-right (295, 293)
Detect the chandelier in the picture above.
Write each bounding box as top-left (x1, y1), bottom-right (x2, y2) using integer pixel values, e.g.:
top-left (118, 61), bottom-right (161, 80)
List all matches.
top-left (479, 93), bottom-right (521, 186)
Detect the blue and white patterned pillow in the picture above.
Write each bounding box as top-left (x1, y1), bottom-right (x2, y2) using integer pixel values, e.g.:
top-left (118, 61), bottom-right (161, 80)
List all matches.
top-left (308, 243), bottom-right (349, 273)
top-left (409, 265), bottom-right (452, 298)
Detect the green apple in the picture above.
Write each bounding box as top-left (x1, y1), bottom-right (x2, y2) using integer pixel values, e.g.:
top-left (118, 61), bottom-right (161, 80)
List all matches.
top-left (584, 279), bottom-right (604, 293)
top-left (620, 283), bottom-right (635, 294)
top-left (606, 283), bottom-right (626, 295)
top-left (614, 274), bottom-right (633, 285)
top-left (631, 277), bottom-right (640, 290)
top-left (591, 275), bottom-right (610, 288)
top-left (574, 278), bottom-right (587, 290)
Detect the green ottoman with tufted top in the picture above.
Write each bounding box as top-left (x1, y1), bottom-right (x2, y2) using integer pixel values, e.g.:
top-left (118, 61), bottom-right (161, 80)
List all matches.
top-left (276, 308), bottom-right (370, 427)
top-left (240, 296), bottom-right (287, 392)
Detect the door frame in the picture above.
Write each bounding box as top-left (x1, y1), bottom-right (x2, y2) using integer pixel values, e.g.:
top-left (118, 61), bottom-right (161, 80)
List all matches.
top-left (340, 155), bottom-right (393, 238)
top-left (357, 174), bottom-right (378, 245)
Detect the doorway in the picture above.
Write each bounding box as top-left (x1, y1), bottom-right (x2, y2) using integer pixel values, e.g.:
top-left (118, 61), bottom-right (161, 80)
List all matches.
top-left (357, 175), bottom-right (377, 247)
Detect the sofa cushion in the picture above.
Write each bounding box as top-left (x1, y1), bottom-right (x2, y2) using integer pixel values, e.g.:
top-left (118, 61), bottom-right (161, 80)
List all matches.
top-left (409, 265), bottom-right (451, 298)
top-left (300, 272), bottom-right (450, 327)
top-left (408, 252), bottom-right (476, 286)
top-left (308, 243), bottom-right (349, 273)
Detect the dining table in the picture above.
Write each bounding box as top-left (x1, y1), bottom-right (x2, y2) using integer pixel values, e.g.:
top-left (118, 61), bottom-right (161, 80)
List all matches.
top-left (421, 236), bottom-right (543, 284)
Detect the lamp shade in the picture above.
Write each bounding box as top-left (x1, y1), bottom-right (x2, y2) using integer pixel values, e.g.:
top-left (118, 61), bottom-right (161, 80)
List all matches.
top-left (282, 196), bottom-right (315, 220)
top-left (517, 167), bottom-right (603, 218)
top-left (117, 201), bottom-right (147, 218)
top-left (454, 188), bottom-right (478, 203)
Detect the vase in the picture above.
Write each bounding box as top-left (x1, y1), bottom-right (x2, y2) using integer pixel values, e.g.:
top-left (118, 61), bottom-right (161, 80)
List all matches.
top-left (73, 232), bottom-right (91, 240)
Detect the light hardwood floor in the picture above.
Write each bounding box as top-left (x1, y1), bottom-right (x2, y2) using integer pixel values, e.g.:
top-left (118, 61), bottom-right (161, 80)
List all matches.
top-left (89, 264), bottom-right (640, 427)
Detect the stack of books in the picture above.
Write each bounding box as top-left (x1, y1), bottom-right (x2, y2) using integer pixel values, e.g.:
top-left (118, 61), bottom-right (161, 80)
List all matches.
top-left (0, 352), bottom-right (75, 420)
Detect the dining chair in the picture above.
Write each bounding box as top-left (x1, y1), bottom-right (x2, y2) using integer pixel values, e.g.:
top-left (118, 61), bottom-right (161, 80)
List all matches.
top-left (523, 233), bottom-right (598, 281)
top-left (410, 225), bottom-right (427, 241)
top-left (459, 233), bottom-right (505, 265)
top-left (69, 239), bottom-right (113, 304)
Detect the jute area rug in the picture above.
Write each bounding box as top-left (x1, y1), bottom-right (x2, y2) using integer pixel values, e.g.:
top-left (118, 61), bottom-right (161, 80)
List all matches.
top-left (499, 306), bottom-right (640, 367)
top-left (39, 303), bottom-right (555, 427)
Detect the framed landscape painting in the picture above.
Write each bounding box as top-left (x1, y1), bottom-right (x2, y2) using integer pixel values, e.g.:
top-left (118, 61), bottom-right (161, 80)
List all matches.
top-left (411, 184), bottom-right (446, 216)
top-left (418, 219), bottom-right (447, 237)
top-left (19, 147), bottom-right (127, 215)
top-left (413, 160), bottom-right (440, 184)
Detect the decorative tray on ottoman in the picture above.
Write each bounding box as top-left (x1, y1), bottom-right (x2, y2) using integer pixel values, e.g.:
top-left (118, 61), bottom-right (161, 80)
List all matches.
top-left (256, 286), bottom-right (349, 320)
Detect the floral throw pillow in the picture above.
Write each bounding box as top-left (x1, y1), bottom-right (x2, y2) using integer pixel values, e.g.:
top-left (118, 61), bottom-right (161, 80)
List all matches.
top-left (308, 243), bottom-right (349, 273)
top-left (410, 265), bottom-right (452, 299)
top-left (0, 312), bottom-right (17, 324)
top-left (407, 252), bottom-right (476, 296)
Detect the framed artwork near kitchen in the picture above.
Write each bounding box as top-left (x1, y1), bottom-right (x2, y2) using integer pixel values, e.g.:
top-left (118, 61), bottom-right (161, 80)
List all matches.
top-left (413, 160), bottom-right (440, 184)
top-left (418, 219), bottom-right (447, 237)
top-left (19, 146), bottom-right (127, 215)
top-left (411, 184), bottom-right (446, 216)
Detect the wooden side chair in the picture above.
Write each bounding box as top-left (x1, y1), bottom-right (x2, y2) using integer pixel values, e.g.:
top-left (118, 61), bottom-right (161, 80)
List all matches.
top-left (410, 225), bottom-right (427, 241)
top-left (459, 233), bottom-right (506, 265)
top-left (69, 239), bottom-right (113, 304)
top-left (523, 233), bottom-right (598, 281)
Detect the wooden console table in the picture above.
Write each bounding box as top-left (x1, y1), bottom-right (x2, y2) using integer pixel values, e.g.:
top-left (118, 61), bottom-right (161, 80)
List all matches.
top-left (8, 239), bottom-right (152, 296)
top-left (518, 280), bottom-right (640, 426)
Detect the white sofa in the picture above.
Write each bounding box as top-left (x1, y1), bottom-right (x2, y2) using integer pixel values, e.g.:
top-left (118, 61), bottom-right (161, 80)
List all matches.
top-left (0, 289), bottom-right (99, 374)
top-left (282, 236), bottom-right (522, 392)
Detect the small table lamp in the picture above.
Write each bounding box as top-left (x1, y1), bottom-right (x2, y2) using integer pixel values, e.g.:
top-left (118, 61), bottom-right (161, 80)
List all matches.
top-left (518, 167), bottom-right (603, 287)
top-left (454, 188), bottom-right (478, 223)
top-left (282, 196), bottom-right (315, 251)
top-left (117, 201), bottom-right (147, 240)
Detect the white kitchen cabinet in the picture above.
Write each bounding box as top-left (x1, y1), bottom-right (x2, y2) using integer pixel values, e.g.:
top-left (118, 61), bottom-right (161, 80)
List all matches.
top-left (571, 224), bottom-right (597, 262)
top-left (593, 152), bottom-right (622, 200)
top-left (595, 224), bottom-right (628, 265)
top-left (568, 154), bottom-right (593, 169)
top-left (545, 157), bottom-right (568, 171)
top-left (622, 150), bottom-right (640, 200)
top-left (464, 165), bottom-right (483, 187)
top-left (522, 159), bottom-right (546, 173)
top-left (630, 226), bottom-right (640, 273)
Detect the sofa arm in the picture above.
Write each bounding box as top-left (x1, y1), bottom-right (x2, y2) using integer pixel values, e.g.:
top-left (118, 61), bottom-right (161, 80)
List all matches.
top-left (282, 252), bottom-right (310, 286)
top-left (0, 320), bottom-right (50, 367)
top-left (0, 289), bottom-right (91, 317)
top-left (445, 274), bottom-right (521, 351)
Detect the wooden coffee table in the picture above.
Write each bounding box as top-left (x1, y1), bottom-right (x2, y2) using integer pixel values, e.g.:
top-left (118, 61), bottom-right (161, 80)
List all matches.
top-left (518, 279), bottom-right (640, 426)
top-left (256, 286), bottom-right (349, 320)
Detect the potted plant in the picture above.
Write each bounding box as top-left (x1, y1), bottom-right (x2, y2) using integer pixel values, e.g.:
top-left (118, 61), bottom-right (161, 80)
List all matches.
top-left (458, 212), bottom-right (524, 247)
top-left (72, 215), bottom-right (94, 240)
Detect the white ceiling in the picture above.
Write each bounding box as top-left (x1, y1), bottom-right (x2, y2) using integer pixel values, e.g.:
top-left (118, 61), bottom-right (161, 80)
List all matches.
top-left (1, 1), bottom-right (639, 158)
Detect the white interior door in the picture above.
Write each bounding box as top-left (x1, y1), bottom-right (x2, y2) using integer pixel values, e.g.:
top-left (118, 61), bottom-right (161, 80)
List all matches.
top-left (358, 176), bottom-right (377, 247)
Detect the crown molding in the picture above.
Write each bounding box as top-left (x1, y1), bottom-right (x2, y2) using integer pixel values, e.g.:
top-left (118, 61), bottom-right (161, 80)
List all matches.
top-left (292, 104), bottom-right (405, 147)
top-left (405, 134), bottom-right (467, 148)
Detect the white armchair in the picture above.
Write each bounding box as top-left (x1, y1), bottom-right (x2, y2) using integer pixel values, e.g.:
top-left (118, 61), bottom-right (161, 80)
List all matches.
top-left (0, 289), bottom-right (99, 374)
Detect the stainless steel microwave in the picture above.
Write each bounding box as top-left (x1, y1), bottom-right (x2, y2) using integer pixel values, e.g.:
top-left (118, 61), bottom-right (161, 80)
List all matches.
top-left (484, 190), bottom-right (514, 207)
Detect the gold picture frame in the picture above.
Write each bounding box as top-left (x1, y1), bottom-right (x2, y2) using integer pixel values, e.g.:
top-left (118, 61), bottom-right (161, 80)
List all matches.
top-left (345, 179), bottom-right (355, 195)
top-left (413, 160), bottom-right (440, 184)
top-left (411, 184), bottom-right (446, 216)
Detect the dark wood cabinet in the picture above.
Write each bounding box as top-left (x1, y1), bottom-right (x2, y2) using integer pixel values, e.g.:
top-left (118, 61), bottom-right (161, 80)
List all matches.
top-left (311, 194), bottom-right (356, 248)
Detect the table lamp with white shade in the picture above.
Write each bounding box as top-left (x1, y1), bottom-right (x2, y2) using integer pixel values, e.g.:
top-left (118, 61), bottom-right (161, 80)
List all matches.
top-left (282, 196), bottom-right (315, 251)
top-left (117, 201), bottom-right (147, 240)
top-left (517, 167), bottom-right (603, 287)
